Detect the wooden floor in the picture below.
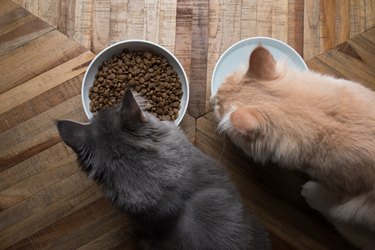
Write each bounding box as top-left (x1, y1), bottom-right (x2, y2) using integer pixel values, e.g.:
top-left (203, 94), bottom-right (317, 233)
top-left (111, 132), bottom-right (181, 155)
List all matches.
top-left (0, 0), bottom-right (374, 249)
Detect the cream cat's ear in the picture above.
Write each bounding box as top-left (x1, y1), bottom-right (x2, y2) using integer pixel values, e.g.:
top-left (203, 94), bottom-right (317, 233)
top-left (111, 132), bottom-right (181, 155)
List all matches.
top-left (247, 46), bottom-right (279, 80)
top-left (230, 107), bottom-right (261, 135)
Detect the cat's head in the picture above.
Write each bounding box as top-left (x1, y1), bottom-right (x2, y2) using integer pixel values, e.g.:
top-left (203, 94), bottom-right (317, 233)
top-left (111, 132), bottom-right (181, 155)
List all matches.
top-left (212, 46), bottom-right (292, 162)
top-left (57, 88), bottom-right (170, 181)
top-left (214, 46), bottom-right (286, 134)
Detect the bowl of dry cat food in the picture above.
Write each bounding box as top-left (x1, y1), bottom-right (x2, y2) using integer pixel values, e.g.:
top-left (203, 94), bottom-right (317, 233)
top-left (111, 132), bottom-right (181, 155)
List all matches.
top-left (82, 40), bottom-right (189, 125)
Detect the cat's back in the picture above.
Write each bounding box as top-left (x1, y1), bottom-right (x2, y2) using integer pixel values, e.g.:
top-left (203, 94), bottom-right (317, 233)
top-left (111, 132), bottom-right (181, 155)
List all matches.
top-left (260, 69), bottom-right (375, 134)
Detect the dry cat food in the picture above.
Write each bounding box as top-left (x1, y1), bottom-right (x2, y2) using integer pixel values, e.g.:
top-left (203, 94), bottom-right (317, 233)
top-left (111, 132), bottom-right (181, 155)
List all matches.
top-left (88, 50), bottom-right (183, 121)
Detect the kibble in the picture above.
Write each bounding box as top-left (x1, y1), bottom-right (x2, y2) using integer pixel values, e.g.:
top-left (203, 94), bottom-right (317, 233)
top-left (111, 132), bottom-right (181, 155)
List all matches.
top-left (88, 50), bottom-right (183, 121)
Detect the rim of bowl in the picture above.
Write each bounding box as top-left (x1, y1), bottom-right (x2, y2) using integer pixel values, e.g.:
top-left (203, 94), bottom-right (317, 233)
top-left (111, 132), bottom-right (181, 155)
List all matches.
top-left (81, 39), bottom-right (190, 125)
top-left (210, 36), bottom-right (308, 96)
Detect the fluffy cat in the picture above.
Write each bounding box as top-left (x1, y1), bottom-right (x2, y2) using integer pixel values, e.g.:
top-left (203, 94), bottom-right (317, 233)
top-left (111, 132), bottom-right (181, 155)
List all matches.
top-left (213, 46), bottom-right (375, 250)
top-left (57, 89), bottom-right (270, 250)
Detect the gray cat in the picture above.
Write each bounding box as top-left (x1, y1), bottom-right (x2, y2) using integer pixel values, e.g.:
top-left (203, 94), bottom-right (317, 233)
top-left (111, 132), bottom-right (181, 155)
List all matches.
top-left (57, 89), bottom-right (270, 250)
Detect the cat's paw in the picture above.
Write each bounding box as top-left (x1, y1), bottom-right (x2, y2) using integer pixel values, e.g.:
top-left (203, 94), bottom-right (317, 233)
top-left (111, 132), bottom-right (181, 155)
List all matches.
top-left (301, 181), bottom-right (335, 213)
top-left (301, 181), bottom-right (320, 204)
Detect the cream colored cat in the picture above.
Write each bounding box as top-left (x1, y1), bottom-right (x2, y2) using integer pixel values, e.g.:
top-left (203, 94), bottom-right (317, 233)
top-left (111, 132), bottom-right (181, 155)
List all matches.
top-left (213, 46), bottom-right (375, 250)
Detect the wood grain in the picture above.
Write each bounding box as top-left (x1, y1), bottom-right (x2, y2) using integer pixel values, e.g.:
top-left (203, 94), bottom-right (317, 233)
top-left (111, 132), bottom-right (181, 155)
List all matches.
top-left (0, 1), bottom-right (53, 56)
top-left (0, 95), bottom-right (85, 170)
top-left (288, 0), bottom-right (304, 56)
top-left (174, 0), bottom-right (193, 80)
top-left (0, 0), bottom-right (374, 249)
top-left (0, 51), bottom-right (94, 114)
top-left (189, 0), bottom-right (209, 118)
top-left (0, 74), bottom-right (82, 133)
top-left (335, 0), bottom-right (350, 44)
top-left (303, 0), bottom-right (375, 60)
top-left (0, 29), bottom-right (88, 94)
top-left (6, 197), bottom-right (115, 249)
top-left (307, 27), bottom-right (375, 91)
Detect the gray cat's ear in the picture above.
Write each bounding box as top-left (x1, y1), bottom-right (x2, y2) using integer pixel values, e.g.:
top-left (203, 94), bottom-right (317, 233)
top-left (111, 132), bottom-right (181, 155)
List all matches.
top-left (230, 107), bottom-right (262, 135)
top-left (57, 120), bottom-right (87, 152)
top-left (120, 88), bottom-right (146, 124)
top-left (247, 46), bottom-right (279, 80)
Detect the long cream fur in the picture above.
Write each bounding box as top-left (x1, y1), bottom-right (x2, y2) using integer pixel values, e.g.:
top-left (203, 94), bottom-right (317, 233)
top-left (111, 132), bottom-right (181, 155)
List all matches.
top-left (214, 46), bottom-right (375, 250)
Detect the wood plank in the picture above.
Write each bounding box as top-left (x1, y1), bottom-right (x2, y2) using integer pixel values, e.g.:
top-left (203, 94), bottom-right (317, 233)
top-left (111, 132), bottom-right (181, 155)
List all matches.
top-left (144, 0), bottom-right (160, 43)
top-left (179, 113), bottom-right (196, 144)
top-left (56, 0), bottom-right (78, 39)
top-left (307, 28), bottom-right (375, 91)
top-left (316, 46), bottom-right (375, 89)
top-left (335, 0), bottom-right (350, 44)
top-left (73, 0), bottom-right (93, 49)
top-left (347, 31), bottom-right (375, 67)
top-left (0, 143), bottom-right (72, 192)
top-left (44, 210), bottom-right (129, 250)
top-left (77, 224), bottom-right (135, 250)
top-left (0, 30), bottom-right (88, 94)
top-left (15, 0), bottom-right (93, 50)
top-left (114, 0), bottom-right (144, 41)
top-left (287, 0), bottom-right (304, 56)
top-left (272, 0), bottom-right (288, 43)
top-left (57, 0), bottom-right (93, 49)
top-left (240, 0), bottom-right (257, 39)
top-left (91, 0), bottom-right (110, 53)
top-left (174, 0), bottom-right (193, 81)
top-left (361, 24), bottom-right (375, 43)
top-left (0, 155), bottom-right (78, 210)
top-left (365, 0), bottom-right (375, 29)
top-left (0, 172), bottom-right (93, 229)
top-left (0, 175), bottom-right (101, 249)
top-left (256, 0), bottom-right (273, 37)
top-left (0, 0), bottom-right (19, 16)
top-left (0, 2), bottom-right (53, 56)
top-left (205, 0), bottom-right (242, 114)
top-left (5, 197), bottom-right (114, 250)
top-left (304, 0), bottom-right (321, 60)
top-left (303, 0), bottom-right (372, 60)
top-left (307, 57), bottom-right (347, 79)
top-left (0, 74), bottom-right (82, 134)
top-left (320, 0), bottom-right (335, 51)
top-left (188, 0), bottom-right (209, 118)
top-left (158, 0), bottom-right (177, 52)
top-left (123, 0), bottom-right (145, 39)
top-left (0, 50), bottom-right (94, 114)
top-left (22, 0), bottom-right (59, 28)
top-left (349, 0), bottom-right (366, 38)
top-left (0, 95), bottom-right (86, 170)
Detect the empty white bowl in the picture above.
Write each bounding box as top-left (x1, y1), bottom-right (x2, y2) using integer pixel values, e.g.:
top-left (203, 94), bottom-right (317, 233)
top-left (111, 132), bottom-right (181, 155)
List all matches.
top-left (82, 40), bottom-right (189, 125)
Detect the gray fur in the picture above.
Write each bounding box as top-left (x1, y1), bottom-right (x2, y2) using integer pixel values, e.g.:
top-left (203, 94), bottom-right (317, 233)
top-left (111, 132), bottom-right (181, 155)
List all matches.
top-left (57, 89), bottom-right (270, 250)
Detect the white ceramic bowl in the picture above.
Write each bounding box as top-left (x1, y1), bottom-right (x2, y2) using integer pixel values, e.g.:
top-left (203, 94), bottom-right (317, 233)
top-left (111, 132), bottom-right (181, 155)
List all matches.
top-left (211, 37), bottom-right (308, 96)
top-left (82, 40), bottom-right (189, 125)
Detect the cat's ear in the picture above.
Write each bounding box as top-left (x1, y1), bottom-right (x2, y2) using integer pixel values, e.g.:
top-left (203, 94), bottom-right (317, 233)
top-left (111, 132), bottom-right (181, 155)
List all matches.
top-left (57, 120), bottom-right (87, 152)
top-left (247, 46), bottom-right (279, 80)
top-left (230, 107), bottom-right (262, 135)
top-left (120, 88), bottom-right (146, 124)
